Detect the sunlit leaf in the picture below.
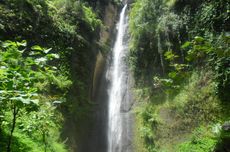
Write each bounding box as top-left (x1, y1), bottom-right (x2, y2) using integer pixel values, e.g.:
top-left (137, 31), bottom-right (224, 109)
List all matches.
top-left (29, 51), bottom-right (42, 56)
top-left (181, 41), bottom-right (191, 49)
top-left (168, 71), bottom-right (177, 78)
top-left (35, 57), bottom-right (47, 64)
top-left (194, 36), bottom-right (205, 43)
top-left (2, 40), bottom-right (16, 48)
top-left (46, 53), bottom-right (59, 59)
top-left (31, 45), bottom-right (43, 51)
top-left (16, 40), bottom-right (27, 47)
top-left (31, 99), bottom-right (39, 105)
top-left (10, 97), bottom-right (30, 104)
top-left (53, 100), bottom-right (62, 104)
top-left (44, 48), bottom-right (52, 54)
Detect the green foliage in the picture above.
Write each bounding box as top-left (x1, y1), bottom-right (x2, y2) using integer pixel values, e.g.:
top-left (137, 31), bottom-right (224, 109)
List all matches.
top-left (134, 70), bottom-right (225, 152)
top-left (177, 126), bottom-right (219, 152)
top-left (137, 105), bottom-right (160, 152)
top-left (0, 0), bottom-right (106, 151)
top-left (164, 50), bottom-right (179, 61)
top-left (184, 36), bottom-right (212, 63)
top-left (129, 0), bottom-right (166, 79)
top-left (0, 40), bottom-right (40, 127)
top-left (82, 5), bottom-right (102, 31)
top-left (0, 40), bottom-right (70, 151)
top-left (182, 35), bottom-right (230, 101)
top-left (49, 0), bottom-right (102, 35)
top-left (129, 0), bottom-right (229, 80)
top-left (130, 0), bottom-right (229, 151)
top-left (17, 98), bottom-right (67, 152)
top-left (129, 0), bottom-right (185, 80)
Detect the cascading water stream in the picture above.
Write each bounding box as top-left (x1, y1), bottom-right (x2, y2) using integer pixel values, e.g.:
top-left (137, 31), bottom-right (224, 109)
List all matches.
top-left (107, 4), bottom-right (132, 152)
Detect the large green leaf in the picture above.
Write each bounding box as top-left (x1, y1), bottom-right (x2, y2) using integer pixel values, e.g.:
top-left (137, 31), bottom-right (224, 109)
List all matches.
top-left (181, 41), bottom-right (191, 49)
top-left (2, 40), bottom-right (16, 48)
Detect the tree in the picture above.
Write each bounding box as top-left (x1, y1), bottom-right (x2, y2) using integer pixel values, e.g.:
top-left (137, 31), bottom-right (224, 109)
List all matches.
top-left (0, 40), bottom-right (62, 151)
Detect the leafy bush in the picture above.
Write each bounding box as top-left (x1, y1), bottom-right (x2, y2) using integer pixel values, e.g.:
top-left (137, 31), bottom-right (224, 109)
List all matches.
top-left (182, 35), bottom-right (230, 101)
top-left (130, 0), bottom-right (229, 152)
top-left (82, 5), bottom-right (102, 31)
top-left (177, 126), bottom-right (219, 152)
top-left (0, 40), bottom-right (70, 152)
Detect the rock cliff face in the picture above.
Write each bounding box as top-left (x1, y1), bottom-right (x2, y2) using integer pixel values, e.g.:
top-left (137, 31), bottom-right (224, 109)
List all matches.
top-left (84, 3), bottom-right (119, 152)
top-left (62, 2), bottom-right (119, 152)
top-left (123, 0), bottom-right (133, 5)
top-left (92, 2), bottom-right (118, 100)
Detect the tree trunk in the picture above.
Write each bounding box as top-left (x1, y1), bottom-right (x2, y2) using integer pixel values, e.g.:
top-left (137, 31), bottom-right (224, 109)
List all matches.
top-left (7, 105), bottom-right (18, 152)
top-left (43, 131), bottom-right (47, 152)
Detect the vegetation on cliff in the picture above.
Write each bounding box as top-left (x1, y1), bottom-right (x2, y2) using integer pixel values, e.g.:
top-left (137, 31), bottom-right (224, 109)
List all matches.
top-left (0, 0), bottom-right (110, 151)
top-left (129, 0), bottom-right (229, 151)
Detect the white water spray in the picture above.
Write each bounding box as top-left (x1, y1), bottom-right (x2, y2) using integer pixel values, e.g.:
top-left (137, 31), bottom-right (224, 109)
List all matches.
top-left (107, 4), bottom-right (130, 152)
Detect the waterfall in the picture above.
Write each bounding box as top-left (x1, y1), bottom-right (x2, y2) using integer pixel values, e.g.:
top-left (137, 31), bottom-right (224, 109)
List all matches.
top-left (107, 4), bottom-right (133, 152)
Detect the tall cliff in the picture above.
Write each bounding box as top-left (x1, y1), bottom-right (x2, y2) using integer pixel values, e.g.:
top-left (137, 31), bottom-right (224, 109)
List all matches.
top-left (61, 1), bottom-right (120, 152)
top-left (0, 0), bottom-right (120, 151)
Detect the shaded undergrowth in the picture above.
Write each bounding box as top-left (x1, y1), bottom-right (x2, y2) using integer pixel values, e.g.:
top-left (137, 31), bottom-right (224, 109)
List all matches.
top-left (134, 70), bottom-right (230, 152)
